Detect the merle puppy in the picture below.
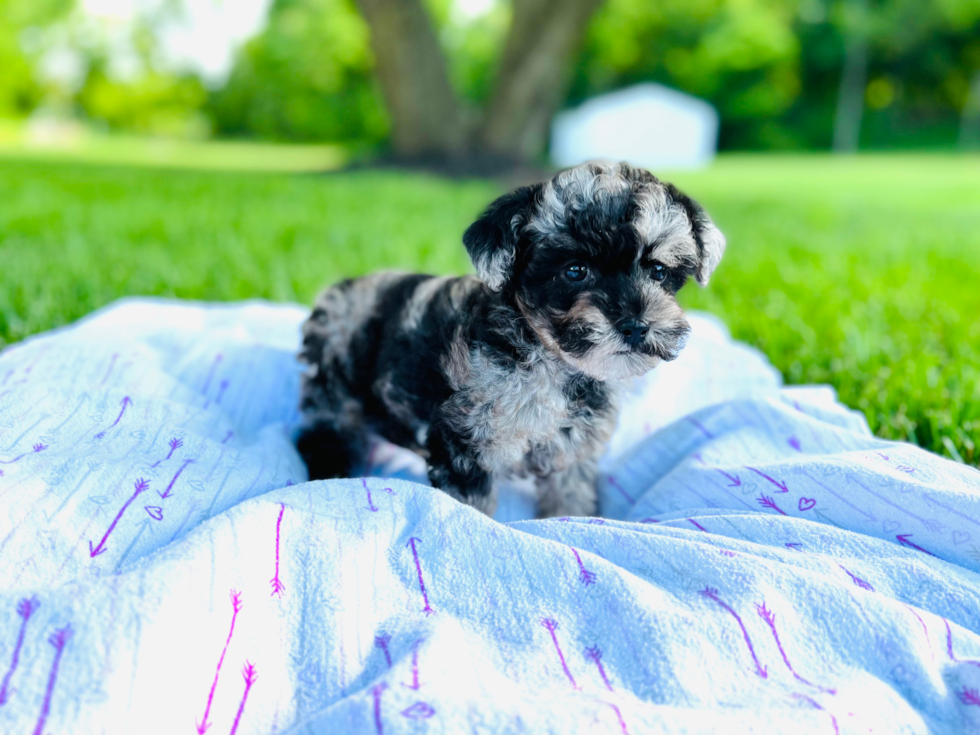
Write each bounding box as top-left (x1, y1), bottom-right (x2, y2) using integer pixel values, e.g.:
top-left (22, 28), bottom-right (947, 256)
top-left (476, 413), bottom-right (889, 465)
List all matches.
top-left (297, 161), bottom-right (726, 517)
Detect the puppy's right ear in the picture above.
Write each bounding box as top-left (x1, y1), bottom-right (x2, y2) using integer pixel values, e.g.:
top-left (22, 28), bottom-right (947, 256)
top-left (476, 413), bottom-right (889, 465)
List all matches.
top-left (463, 184), bottom-right (541, 292)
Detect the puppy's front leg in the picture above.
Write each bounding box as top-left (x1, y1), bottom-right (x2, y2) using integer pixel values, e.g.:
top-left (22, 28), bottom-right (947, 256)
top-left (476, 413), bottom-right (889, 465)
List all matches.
top-left (425, 415), bottom-right (498, 516)
top-left (535, 459), bottom-right (599, 518)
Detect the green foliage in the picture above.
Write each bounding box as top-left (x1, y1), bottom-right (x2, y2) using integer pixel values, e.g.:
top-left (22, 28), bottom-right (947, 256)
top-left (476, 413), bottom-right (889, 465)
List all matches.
top-left (573, 0), bottom-right (980, 150)
top-left (79, 66), bottom-right (209, 137)
top-left (0, 152), bottom-right (977, 465)
top-left (209, 0), bottom-right (389, 143)
top-left (0, 0), bottom-right (73, 116)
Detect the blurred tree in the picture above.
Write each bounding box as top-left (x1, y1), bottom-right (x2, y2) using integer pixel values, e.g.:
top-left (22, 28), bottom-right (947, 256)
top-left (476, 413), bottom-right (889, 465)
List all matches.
top-left (210, 0), bottom-right (389, 144)
top-left (355, 0), bottom-right (605, 167)
top-left (0, 0), bottom-right (73, 117)
top-left (571, 0), bottom-right (803, 150)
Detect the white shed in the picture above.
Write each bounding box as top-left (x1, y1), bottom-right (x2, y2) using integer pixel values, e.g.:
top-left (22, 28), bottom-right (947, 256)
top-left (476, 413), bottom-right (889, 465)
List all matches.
top-left (550, 83), bottom-right (719, 171)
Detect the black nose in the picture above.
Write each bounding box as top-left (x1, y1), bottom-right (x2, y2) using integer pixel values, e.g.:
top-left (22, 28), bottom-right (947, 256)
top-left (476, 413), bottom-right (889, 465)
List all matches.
top-left (618, 320), bottom-right (649, 348)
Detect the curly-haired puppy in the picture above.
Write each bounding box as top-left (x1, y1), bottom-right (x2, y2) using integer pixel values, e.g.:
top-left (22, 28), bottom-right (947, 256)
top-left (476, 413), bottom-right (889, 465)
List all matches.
top-left (296, 161), bottom-right (726, 517)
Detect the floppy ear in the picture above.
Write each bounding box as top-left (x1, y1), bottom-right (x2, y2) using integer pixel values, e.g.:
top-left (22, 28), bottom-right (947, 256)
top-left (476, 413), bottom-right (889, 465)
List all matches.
top-left (463, 184), bottom-right (541, 292)
top-left (666, 184), bottom-right (727, 286)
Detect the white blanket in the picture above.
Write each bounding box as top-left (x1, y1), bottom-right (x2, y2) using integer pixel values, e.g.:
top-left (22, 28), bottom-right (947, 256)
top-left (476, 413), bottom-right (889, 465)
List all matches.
top-left (0, 298), bottom-right (978, 734)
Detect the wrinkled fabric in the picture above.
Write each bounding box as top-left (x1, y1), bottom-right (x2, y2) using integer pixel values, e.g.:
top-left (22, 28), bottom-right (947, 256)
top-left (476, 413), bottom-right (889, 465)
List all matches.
top-left (0, 299), bottom-right (977, 735)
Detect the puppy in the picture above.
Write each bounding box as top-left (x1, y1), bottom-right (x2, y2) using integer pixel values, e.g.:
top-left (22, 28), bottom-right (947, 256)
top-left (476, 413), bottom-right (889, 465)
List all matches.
top-left (296, 161), bottom-right (726, 517)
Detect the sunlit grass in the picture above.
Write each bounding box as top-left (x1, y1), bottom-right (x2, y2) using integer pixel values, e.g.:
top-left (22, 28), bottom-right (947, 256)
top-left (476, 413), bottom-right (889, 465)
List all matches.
top-left (0, 151), bottom-right (977, 465)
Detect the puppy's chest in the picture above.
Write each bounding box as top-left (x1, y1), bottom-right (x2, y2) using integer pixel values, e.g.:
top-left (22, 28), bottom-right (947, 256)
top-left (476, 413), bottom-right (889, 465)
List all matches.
top-left (460, 352), bottom-right (611, 469)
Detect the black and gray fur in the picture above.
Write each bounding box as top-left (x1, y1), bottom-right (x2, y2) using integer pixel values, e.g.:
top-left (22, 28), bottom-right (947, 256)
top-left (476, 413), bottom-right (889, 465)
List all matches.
top-left (297, 161), bottom-right (726, 517)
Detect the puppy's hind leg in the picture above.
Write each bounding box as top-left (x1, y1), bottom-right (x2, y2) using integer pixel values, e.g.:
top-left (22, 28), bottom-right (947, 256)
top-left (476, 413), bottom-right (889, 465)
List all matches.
top-left (425, 414), bottom-right (498, 516)
top-left (535, 460), bottom-right (599, 518)
top-left (297, 361), bottom-right (368, 481)
top-left (295, 417), bottom-right (368, 481)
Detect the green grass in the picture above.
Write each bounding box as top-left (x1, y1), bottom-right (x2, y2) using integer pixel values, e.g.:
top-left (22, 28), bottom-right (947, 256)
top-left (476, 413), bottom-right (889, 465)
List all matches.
top-left (0, 150), bottom-right (977, 466)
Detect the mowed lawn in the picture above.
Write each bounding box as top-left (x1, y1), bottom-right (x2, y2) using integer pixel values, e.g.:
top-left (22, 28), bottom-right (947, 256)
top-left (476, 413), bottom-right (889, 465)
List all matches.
top-left (0, 151), bottom-right (977, 466)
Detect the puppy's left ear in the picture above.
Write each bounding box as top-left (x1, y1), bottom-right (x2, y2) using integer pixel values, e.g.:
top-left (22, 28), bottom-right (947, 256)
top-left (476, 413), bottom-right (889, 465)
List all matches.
top-left (463, 184), bottom-right (541, 292)
top-left (667, 185), bottom-right (727, 286)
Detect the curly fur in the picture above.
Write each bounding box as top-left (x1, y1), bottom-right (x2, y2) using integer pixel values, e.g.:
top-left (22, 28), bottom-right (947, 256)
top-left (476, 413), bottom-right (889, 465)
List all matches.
top-left (296, 161), bottom-right (726, 517)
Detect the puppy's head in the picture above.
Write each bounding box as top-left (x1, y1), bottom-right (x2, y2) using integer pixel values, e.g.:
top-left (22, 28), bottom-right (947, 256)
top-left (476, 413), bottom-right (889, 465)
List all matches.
top-left (464, 161), bottom-right (726, 380)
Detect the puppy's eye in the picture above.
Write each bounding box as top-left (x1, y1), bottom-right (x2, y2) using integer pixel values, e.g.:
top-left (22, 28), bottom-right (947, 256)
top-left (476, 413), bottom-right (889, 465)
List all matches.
top-left (651, 263), bottom-right (668, 282)
top-left (564, 264), bottom-right (589, 283)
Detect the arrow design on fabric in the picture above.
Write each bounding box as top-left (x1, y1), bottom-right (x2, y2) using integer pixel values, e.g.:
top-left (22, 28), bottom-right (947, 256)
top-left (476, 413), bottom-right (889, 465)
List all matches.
top-left (151, 437), bottom-right (183, 468)
top-left (270, 503), bottom-right (286, 597)
top-left (700, 587), bottom-right (767, 679)
top-left (402, 639), bottom-right (423, 690)
top-left (585, 645), bottom-right (614, 691)
top-left (756, 602), bottom-right (835, 693)
top-left (540, 618), bottom-right (579, 689)
top-left (31, 625), bottom-right (72, 735)
top-left (196, 590), bottom-right (243, 734)
top-left (0, 597), bottom-right (40, 705)
top-left (363, 478), bottom-right (379, 512)
top-left (605, 475), bottom-right (635, 504)
top-left (570, 547), bottom-right (596, 586)
top-left (228, 662), bottom-right (257, 735)
top-left (406, 538), bottom-right (434, 615)
top-left (896, 534), bottom-right (937, 557)
top-left (158, 459), bottom-right (194, 499)
top-left (0, 443), bottom-right (48, 465)
top-left (89, 478), bottom-right (150, 557)
top-left (746, 466), bottom-right (788, 492)
top-left (758, 495), bottom-right (788, 515)
top-left (95, 396), bottom-right (132, 439)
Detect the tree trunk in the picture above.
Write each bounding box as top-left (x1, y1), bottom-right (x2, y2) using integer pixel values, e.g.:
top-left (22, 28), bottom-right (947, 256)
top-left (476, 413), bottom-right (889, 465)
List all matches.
top-left (832, 0), bottom-right (869, 153)
top-left (959, 68), bottom-right (980, 149)
top-left (479, 0), bottom-right (605, 163)
top-left (355, 0), bottom-right (468, 159)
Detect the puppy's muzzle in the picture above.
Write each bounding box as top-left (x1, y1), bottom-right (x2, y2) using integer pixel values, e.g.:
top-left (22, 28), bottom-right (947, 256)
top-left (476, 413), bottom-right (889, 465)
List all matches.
top-left (617, 319), bottom-right (649, 349)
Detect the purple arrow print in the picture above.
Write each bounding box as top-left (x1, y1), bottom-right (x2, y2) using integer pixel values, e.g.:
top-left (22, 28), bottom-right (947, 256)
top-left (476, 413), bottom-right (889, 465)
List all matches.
top-left (375, 633), bottom-right (392, 668)
top-left (944, 618), bottom-right (980, 669)
top-left (270, 503), bottom-right (286, 598)
top-left (0, 597), bottom-right (40, 705)
top-left (32, 625), bottom-right (72, 735)
top-left (791, 693), bottom-right (839, 735)
top-left (802, 472), bottom-right (876, 522)
top-left (585, 645), bottom-right (614, 691)
top-left (372, 682), bottom-right (388, 735)
top-left (402, 639), bottom-right (423, 690)
top-left (569, 547), bottom-right (596, 585)
top-left (758, 495), bottom-right (788, 516)
top-left (228, 662), bottom-right (257, 735)
top-left (756, 603), bottom-right (835, 693)
top-left (0, 442), bottom-right (48, 465)
top-left (363, 478), bottom-right (379, 512)
top-left (95, 396), bottom-right (133, 439)
top-left (746, 466), bottom-right (788, 492)
top-left (700, 587), bottom-right (767, 678)
top-left (896, 534), bottom-right (937, 558)
top-left (95, 396), bottom-right (132, 439)
top-left (838, 565), bottom-right (874, 591)
top-left (540, 618), bottom-right (579, 689)
top-left (406, 537), bottom-right (434, 615)
top-left (687, 416), bottom-right (714, 439)
top-left (151, 437), bottom-right (183, 468)
top-left (89, 478), bottom-right (150, 557)
top-left (196, 590), bottom-right (242, 734)
top-left (849, 475), bottom-right (941, 531)
top-left (714, 469), bottom-right (742, 487)
top-left (158, 459), bottom-right (193, 499)
top-left (960, 688), bottom-right (980, 706)
top-left (606, 475), bottom-right (635, 504)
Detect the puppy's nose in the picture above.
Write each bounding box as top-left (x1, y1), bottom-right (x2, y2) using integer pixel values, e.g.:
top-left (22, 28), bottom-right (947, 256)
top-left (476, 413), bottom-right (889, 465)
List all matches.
top-left (618, 320), bottom-right (649, 348)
